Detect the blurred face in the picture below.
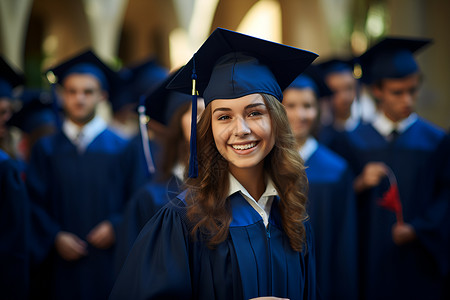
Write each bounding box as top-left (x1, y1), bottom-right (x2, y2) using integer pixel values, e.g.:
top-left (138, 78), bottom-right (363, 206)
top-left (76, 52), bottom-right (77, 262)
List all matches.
top-left (181, 99), bottom-right (205, 142)
top-left (373, 73), bottom-right (420, 122)
top-left (325, 71), bottom-right (356, 120)
top-left (211, 94), bottom-right (274, 174)
top-left (0, 98), bottom-right (12, 138)
top-left (62, 74), bottom-right (106, 125)
top-left (283, 88), bottom-right (318, 142)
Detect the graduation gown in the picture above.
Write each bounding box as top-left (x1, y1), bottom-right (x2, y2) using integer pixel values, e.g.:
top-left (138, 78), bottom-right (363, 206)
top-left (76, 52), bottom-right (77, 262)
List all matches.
top-left (26, 129), bottom-right (128, 300)
top-left (0, 150), bottom-right (30, 300)
top-left (346, 118), bottom-right (447, 299)
top-left (304, 144), bottom-right (358, 300)
top-left (110, 192), bottom-right (318, 300)
top-left (121, 134), bottom-right (161, 196)
top-left (114, 175), bottom-right (182, 275)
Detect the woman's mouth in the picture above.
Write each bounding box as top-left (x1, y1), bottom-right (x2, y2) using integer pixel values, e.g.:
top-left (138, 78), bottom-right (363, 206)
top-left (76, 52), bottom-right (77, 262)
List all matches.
top-left (231, 142), bottom-right (257, 150)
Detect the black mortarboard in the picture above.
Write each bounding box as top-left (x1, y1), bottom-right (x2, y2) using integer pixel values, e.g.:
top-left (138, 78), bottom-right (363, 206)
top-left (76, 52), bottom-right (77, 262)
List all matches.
top-left (45, 49), bottom-right (120, 92)
top-left (318, 58), bottom-right (355, 77)
top-left (0, 56), bottom-right (25, 99)
top-left (7, 89), bottom-right (57, 133)
top-left (112, 58), bottom-right (168, 113)
top-left (358, 37), bottom-right (431, 84)
top-left (144, 68), bottom-right (191, 126)
top-left (166, 28), bottom-right (318, 177)
top-left (286, 65), bottom-right (333, 99)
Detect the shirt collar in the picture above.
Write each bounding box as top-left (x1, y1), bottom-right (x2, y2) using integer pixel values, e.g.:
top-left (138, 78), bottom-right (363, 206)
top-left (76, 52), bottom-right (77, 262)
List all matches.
top-left (228, 172), bottom-right (278, 227)
top-left (298, 136), bottom-right (319, 162)
top-left (63, 116), bottom-right (107, 152)
top-left (372, 112), bottom-right (418, 138)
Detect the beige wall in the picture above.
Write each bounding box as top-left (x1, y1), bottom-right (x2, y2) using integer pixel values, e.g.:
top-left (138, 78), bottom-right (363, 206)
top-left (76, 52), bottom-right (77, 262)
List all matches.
top-left (0, 0), bottom-right (448, 128)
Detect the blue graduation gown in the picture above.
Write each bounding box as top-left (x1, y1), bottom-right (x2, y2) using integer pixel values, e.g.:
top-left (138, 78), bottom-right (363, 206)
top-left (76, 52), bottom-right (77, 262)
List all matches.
top-left (121, 134), bottom-right (161, 196)
top-left (26, 129), bottom-right (129, 300)
top-left (305, 145), bottom-right (358, 300)
top-left (0, 150), bottom-right (30, 300)
top-left (114, 175), bottom-right (182, 275)
top-left (346, 118), bottom-right (447, 299)
top-left (110, 192), bottom-right (318, 300)
top-left (318, 124), bottom-right (359, 172)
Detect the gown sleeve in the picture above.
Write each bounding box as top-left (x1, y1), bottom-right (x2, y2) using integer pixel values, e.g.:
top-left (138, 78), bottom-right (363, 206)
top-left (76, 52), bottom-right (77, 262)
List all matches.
top-left (25, 139), bottom-right (60, 263)
top-left (109, 200), bottom-right (193, 300)
top-left (409, 134), bottom-right (450, 276)
top-left (0, 155), bottom-right (30, 300)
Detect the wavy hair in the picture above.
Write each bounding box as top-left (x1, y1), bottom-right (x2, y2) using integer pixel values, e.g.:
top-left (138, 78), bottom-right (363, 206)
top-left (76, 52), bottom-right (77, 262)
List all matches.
top-left (185, 93), bottom-right (309, 251)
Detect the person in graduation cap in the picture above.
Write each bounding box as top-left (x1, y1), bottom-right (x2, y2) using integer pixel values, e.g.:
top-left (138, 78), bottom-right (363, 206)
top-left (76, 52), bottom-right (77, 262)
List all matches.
top-left (110, 28), bottom-right (319, 300)
top-left (109, 58), bottom-right (168, 140)
top-left (114, 68), bottom-right (205, 275)
top-left (0, 56), bottom-right (24, 159)
top-left (7, 89), bottom-right (57, 163)
top-left (25, 50), bottom-right (131, 300)
top-left (0, 149), bottom-right (30, 300)
top-left (115, 59), bottom-right (169, 196)
top-left (282, 71), bottom-right (358, 300)
top-left (344, 37), bottom-right (448, 299)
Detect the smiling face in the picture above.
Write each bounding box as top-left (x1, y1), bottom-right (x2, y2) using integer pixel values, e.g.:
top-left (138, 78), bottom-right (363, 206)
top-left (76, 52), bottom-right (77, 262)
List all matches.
top-left (62, 73), bottom-right (106, 126)
top-left (283, 88), bottom-right (318, 143)
top-left (210, 93), bottom-right (275, 175)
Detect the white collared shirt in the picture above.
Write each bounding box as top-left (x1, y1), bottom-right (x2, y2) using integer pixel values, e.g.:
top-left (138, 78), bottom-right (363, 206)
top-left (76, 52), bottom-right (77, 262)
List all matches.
top-left (372, 112), bottom-right (418, 139)
top-left (63, 116), bottom-right (107, 153)
top-left (298, 136), bottom-right (319, 163)
top-left (228, 173), bottom-right (278, 227)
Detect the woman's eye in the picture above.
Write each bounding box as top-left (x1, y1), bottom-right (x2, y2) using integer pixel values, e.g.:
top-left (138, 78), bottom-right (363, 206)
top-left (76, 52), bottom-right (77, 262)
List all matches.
top-left (218, 115), bottom-right (230, 120)
top-left (249, 111), bottom-right (262, 117)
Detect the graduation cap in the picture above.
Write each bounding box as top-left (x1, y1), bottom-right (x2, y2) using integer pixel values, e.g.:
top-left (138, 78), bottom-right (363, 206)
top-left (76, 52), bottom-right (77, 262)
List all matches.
top-left (45, 49), bottom-right (121, 92)
top-left (318, 57), bottom-right (355, 77)
top-left (144, 68), bottom-right (191, 126)
top-left (7, 89), bottom-right (57, 133)
top-left (286, 65), bottom-right (333, 99)
top-left (112, 58), bottom-right (168, 113)
top-left (0, 56), bottom-right (25, 99)
top-left (358, 37), bottom-right (432, 84)
top-left (166, 27), bottom-right (318, 177)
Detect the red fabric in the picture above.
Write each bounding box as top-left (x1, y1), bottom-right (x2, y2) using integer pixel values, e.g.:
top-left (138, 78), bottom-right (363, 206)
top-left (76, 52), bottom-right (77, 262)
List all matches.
top-left (378, 184), bottom-right (403, 223)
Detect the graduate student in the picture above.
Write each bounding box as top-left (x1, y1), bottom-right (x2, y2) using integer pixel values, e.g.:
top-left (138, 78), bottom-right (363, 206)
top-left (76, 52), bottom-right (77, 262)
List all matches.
top-left (26, 50), bottom-right (130, 300)
top-left (114, 69), bottom-right (204, 274)
top-left (110, 28), bottom-right (319, 300)
top-left (283, 73), bottom-right (358, 300)
top-left (0, 149), bottom-right (30, 300)
top-left (347, 37), bottom-right (447, 299)
top-left (109, 58), bottom-right (168, 140)
top-left (7, 89), bottom-right (58, 162)
top-left (0, 56), bottom-right (24, 159)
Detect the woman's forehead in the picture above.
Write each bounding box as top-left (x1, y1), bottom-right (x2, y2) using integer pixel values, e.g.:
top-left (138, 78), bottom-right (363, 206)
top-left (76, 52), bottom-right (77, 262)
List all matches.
top-left (210, 94), bottom-right (265, 111)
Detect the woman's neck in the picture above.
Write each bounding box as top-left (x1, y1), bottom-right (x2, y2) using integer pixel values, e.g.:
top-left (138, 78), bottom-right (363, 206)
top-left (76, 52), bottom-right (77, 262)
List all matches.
top-left (229, 162), bottom-right (266, 201)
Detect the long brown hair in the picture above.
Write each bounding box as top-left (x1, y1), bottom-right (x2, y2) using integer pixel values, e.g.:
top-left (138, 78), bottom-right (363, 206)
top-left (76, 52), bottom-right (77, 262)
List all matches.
top-left (185, 93), bottom-right (309, 251)
top-left (157, 101), bottom-right (191, 182)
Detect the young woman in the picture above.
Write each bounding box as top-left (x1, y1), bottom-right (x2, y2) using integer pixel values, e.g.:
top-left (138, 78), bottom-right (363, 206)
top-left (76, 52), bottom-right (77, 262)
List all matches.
top-left (283, 74), bottom-right (358, 300)
top-left (110, 28), bottom-right (318, 300)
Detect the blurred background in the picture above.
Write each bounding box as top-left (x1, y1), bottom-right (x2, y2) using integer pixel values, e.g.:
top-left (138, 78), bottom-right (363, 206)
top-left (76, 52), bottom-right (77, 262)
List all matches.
top-left (1, 0), bottom-right (449, 129)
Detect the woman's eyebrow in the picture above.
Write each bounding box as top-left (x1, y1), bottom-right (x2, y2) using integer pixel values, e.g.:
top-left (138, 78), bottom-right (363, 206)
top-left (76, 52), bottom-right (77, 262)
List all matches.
top-left (212, 107), bottom-right (232, 114)
top-left (212, 102), bottom-right (265, 114)
top-left (245, 103), bottom-right (265, 109)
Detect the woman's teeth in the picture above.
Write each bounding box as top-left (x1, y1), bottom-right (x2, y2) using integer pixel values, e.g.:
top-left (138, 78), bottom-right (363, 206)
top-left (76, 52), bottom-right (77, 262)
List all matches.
top-left (232, 142), bottom-right (256, 150)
